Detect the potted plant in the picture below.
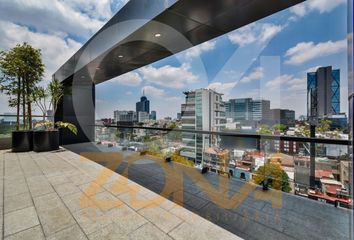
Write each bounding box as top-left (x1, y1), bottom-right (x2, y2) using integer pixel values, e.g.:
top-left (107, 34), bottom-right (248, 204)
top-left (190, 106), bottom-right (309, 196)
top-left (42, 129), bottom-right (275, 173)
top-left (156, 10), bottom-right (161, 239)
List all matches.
top-left (0, 43), bottom-right (44, 152)
top-left (33, 79), bottom-right (77, 152)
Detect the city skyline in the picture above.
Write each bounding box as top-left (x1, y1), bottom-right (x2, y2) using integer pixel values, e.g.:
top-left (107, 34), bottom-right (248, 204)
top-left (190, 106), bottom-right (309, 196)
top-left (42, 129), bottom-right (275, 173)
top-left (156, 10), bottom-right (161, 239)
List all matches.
top-left (108, 92), bottom-right (298, 122)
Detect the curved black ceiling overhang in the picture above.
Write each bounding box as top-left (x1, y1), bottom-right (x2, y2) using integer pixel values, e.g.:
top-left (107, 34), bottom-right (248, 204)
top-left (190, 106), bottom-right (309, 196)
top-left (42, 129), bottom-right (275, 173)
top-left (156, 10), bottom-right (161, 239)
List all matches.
top-left (53, 0), bottom-right (305, 85)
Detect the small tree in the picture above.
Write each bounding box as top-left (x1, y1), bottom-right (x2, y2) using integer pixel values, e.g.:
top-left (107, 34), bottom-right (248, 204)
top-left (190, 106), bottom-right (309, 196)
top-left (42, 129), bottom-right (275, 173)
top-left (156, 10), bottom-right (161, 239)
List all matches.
top-left (34, 79), bottom-right (77, 135)
top-left (316, 119), bottom-right (332, 134)
top-left (0, 43), bottom-right (44, 130)
top-left (253, 162), bottom-right (292, 193)
top-left (33, 86), bottom-right (48, 121)
top-left (273, 124), bottom-right (287, 133)
top-left (257, 124), bottom-right (272, 135)
top-left (48, 79), bottom-right (64, 115)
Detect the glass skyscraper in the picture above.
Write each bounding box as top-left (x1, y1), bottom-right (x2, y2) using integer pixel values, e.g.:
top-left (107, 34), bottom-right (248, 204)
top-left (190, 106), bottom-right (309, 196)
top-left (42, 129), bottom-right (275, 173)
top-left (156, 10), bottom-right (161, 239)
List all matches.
top-left (136, 95), bottom-right (150, 114)
top-left (307, 66), bottom-right (340, 120)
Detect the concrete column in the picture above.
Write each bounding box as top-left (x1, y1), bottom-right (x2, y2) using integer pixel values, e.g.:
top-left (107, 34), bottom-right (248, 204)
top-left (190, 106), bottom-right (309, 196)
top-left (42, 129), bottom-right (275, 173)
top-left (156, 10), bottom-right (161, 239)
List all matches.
top-left (55, 80), bottom-right (95, 145)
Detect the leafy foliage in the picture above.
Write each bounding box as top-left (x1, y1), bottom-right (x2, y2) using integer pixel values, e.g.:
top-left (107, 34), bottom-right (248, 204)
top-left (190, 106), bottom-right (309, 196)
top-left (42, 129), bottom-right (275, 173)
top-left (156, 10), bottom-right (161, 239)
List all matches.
top-left (272, 124), bottom-right (288, 132)
top-left (33, 79), bottom-right (77, 135)
top-left (49, 79), bottom-right (65, 115)
top-left (253, 163), bottom-right (292, 193)
top-left (34, 121), bottom-right (77, 135)
top-left (56, 121), bottom-right (78, 135)
top-left (0, 43), bottom-right (45, 130)
top-left (316, 119), bottom-right (332, 134)
top-left (257, 124), bottom-right (272, 135)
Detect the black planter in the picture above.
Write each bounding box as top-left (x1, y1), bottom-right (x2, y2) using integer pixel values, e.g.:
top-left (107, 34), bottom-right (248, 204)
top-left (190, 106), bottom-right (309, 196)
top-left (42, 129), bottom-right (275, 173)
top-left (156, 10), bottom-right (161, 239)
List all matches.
top-left (33, 130), bottom-right (59, 152)
top-left (12, 131), bottom-right (33, 152)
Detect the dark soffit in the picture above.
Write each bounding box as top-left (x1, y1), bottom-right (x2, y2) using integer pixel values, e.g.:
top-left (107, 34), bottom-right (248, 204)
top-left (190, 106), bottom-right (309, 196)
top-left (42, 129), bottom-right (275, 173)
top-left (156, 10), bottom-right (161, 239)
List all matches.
top-left (54, 0), bottom-right (305, 85)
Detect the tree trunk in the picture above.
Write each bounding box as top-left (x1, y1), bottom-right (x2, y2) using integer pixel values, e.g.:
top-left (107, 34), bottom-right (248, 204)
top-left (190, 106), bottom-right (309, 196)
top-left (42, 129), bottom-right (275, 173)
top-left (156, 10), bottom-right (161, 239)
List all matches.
top-left (16, 77), bottom-right (21, 131)
top-left (26, 80), bottom-right (32, 130)
top-left (22, 76), bottom-right (26, 130)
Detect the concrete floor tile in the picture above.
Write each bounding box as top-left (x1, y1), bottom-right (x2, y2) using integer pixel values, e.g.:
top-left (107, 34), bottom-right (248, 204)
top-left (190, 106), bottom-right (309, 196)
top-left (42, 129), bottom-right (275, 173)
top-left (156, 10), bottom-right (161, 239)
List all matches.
top-left (27, 175), bottom-right (54, 197)
top-left (47, 224), bottom-right (88, 240)
top-left (54, 182), bottom-right (81, 197)
top-left (90, 191), bottom-right (123, 212)
top-left (169, 221), bottom-right (242, 240)
top-left (106, 204), bottom-right (148, 233)
top-left (34, 193), bottom-right (63, 213)
top-left (116, 191), bottom-right (152, 211)
top-left (73, 208), bottom-right (112, 235)
top-left (4, 179), bottom-right (28, 197)
top-left (87, 223), bottom-right (129, 240)
top-left (62, 192), bottom-right (96, 213)
top-left (128, 223), bottom-right (173, 240)
top-left (4, 226), bottom-right (44, 240)
top-left (78, 182), bottom-right (105, 197)
top-left (4, 191), bottom-right (33, 214)
top-left (138, 204), bottom-right (183, 233)
top-left (4, 206), bottom-right (40, 236)
top-left (37, 206), bottom-right (76, 236)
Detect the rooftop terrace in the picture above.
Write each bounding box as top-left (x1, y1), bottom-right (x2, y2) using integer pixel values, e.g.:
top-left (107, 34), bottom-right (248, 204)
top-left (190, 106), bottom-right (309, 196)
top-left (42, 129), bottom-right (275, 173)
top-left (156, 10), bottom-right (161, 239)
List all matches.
top-left (0, 149), bottom-right (241, 240)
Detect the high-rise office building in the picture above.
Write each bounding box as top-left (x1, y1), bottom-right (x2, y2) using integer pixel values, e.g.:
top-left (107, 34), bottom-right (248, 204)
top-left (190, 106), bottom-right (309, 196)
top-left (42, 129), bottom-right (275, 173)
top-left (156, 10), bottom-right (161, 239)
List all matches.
top-left (136, 94), bottom-right (150, 114)
top-left (225, 98), bottom-right (253, 121)
top-left (114, 110), bottom-right (137, 123)
top-left (225, 98), bottom-right (270, 123)
top-left (252, 99), bottom-right (271, 121)
top-left (180, 89), bottom-right (226, 164)
top-left (138, 112), bottom-right (150, 123)
top-left (150, 111), bottom-right (157, 120)
top-left (307, 66), bottom-right (340, 120)
top-left (270, 109), bottom-right (295, 127)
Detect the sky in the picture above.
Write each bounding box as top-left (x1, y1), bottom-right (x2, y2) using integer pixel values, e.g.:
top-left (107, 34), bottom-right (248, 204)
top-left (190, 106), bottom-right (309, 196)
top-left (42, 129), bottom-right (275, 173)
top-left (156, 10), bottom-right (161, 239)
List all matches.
top-left (0, 0), bottom-right (349, 120)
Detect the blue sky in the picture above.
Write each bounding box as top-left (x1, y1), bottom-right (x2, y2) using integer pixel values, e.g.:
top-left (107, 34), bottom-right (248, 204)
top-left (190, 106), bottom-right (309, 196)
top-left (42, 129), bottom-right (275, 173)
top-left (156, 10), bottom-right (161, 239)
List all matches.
top-left (0, 0), bottom-right (349, 120)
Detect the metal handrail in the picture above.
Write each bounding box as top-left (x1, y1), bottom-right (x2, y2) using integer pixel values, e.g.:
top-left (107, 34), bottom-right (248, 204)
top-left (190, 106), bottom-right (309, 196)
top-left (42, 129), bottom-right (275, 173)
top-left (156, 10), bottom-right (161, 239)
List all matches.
top-left (0, 114), bottom-right (53, 117)
top-left (94, 124), bottom-right (351, 146)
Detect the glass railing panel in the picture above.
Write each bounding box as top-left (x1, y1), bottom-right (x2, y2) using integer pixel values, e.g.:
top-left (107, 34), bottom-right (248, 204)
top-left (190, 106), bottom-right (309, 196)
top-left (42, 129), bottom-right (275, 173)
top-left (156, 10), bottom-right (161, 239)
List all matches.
top-left (92, 125), bottom-right (352, 239)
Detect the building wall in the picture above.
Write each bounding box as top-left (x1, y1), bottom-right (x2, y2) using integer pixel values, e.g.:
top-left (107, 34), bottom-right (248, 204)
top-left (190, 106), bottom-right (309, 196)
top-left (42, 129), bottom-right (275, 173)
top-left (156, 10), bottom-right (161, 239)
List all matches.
top-left (181, 89), bottom-right (225, 164)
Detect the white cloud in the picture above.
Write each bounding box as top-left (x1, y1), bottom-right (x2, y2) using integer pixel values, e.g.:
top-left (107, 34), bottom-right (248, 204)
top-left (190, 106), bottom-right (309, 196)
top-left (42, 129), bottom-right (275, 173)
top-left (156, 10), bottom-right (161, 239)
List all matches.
top-left (142, 86), bottom-right (180, 101)
top-left (240, 67), bottom-right (264, 83)
top-left (184, 41), bottom-right (216, 59)
top-left (0, 21), bottom-right (82, 81)
top-left (290, 0), bottom-right (346, 17)
top-left (228, 23), bottom-right (283, 46)
top-left (111, 72), bottom-right (142, 86)
top-left (236, 89), bottom-right (260, 99)
top-left (305, 65), bottom-right (322, 73)
top-left (139, 63), bottom-right (198, 89)
top-left (61, 0), bottom-right (114, 20)
top-left (0, 0), bottom-right (111, 38)
top-left (266, 74), bottom-right (305, 91)
top-left (142, 86), bottom-right (165, 97)
top-left (207, 82), bottom-right (237, 98)
top-left (285, 39), bottom-right (347, 65)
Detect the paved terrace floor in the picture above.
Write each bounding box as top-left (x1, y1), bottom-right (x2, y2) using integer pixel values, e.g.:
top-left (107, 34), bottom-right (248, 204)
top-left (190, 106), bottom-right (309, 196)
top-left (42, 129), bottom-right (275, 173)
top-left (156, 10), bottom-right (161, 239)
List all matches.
top-left (64, 143), bottom-right (353, 240)
top-left (0, 149), bottom-right (242, 240)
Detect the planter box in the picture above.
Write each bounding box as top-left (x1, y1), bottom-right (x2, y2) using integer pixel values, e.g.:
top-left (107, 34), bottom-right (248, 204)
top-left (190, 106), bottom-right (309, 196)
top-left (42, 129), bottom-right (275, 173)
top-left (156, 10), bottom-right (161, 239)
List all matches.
top-left (33, 130), bottom-right (59, 152)
top-left (12, 131), bottom-right (33, 152)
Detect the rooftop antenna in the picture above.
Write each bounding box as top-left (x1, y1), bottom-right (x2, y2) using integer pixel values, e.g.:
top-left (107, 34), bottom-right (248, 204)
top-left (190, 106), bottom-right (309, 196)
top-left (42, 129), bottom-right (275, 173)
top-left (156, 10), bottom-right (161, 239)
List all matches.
top-left (142, 88), bottom-right (145, 96)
